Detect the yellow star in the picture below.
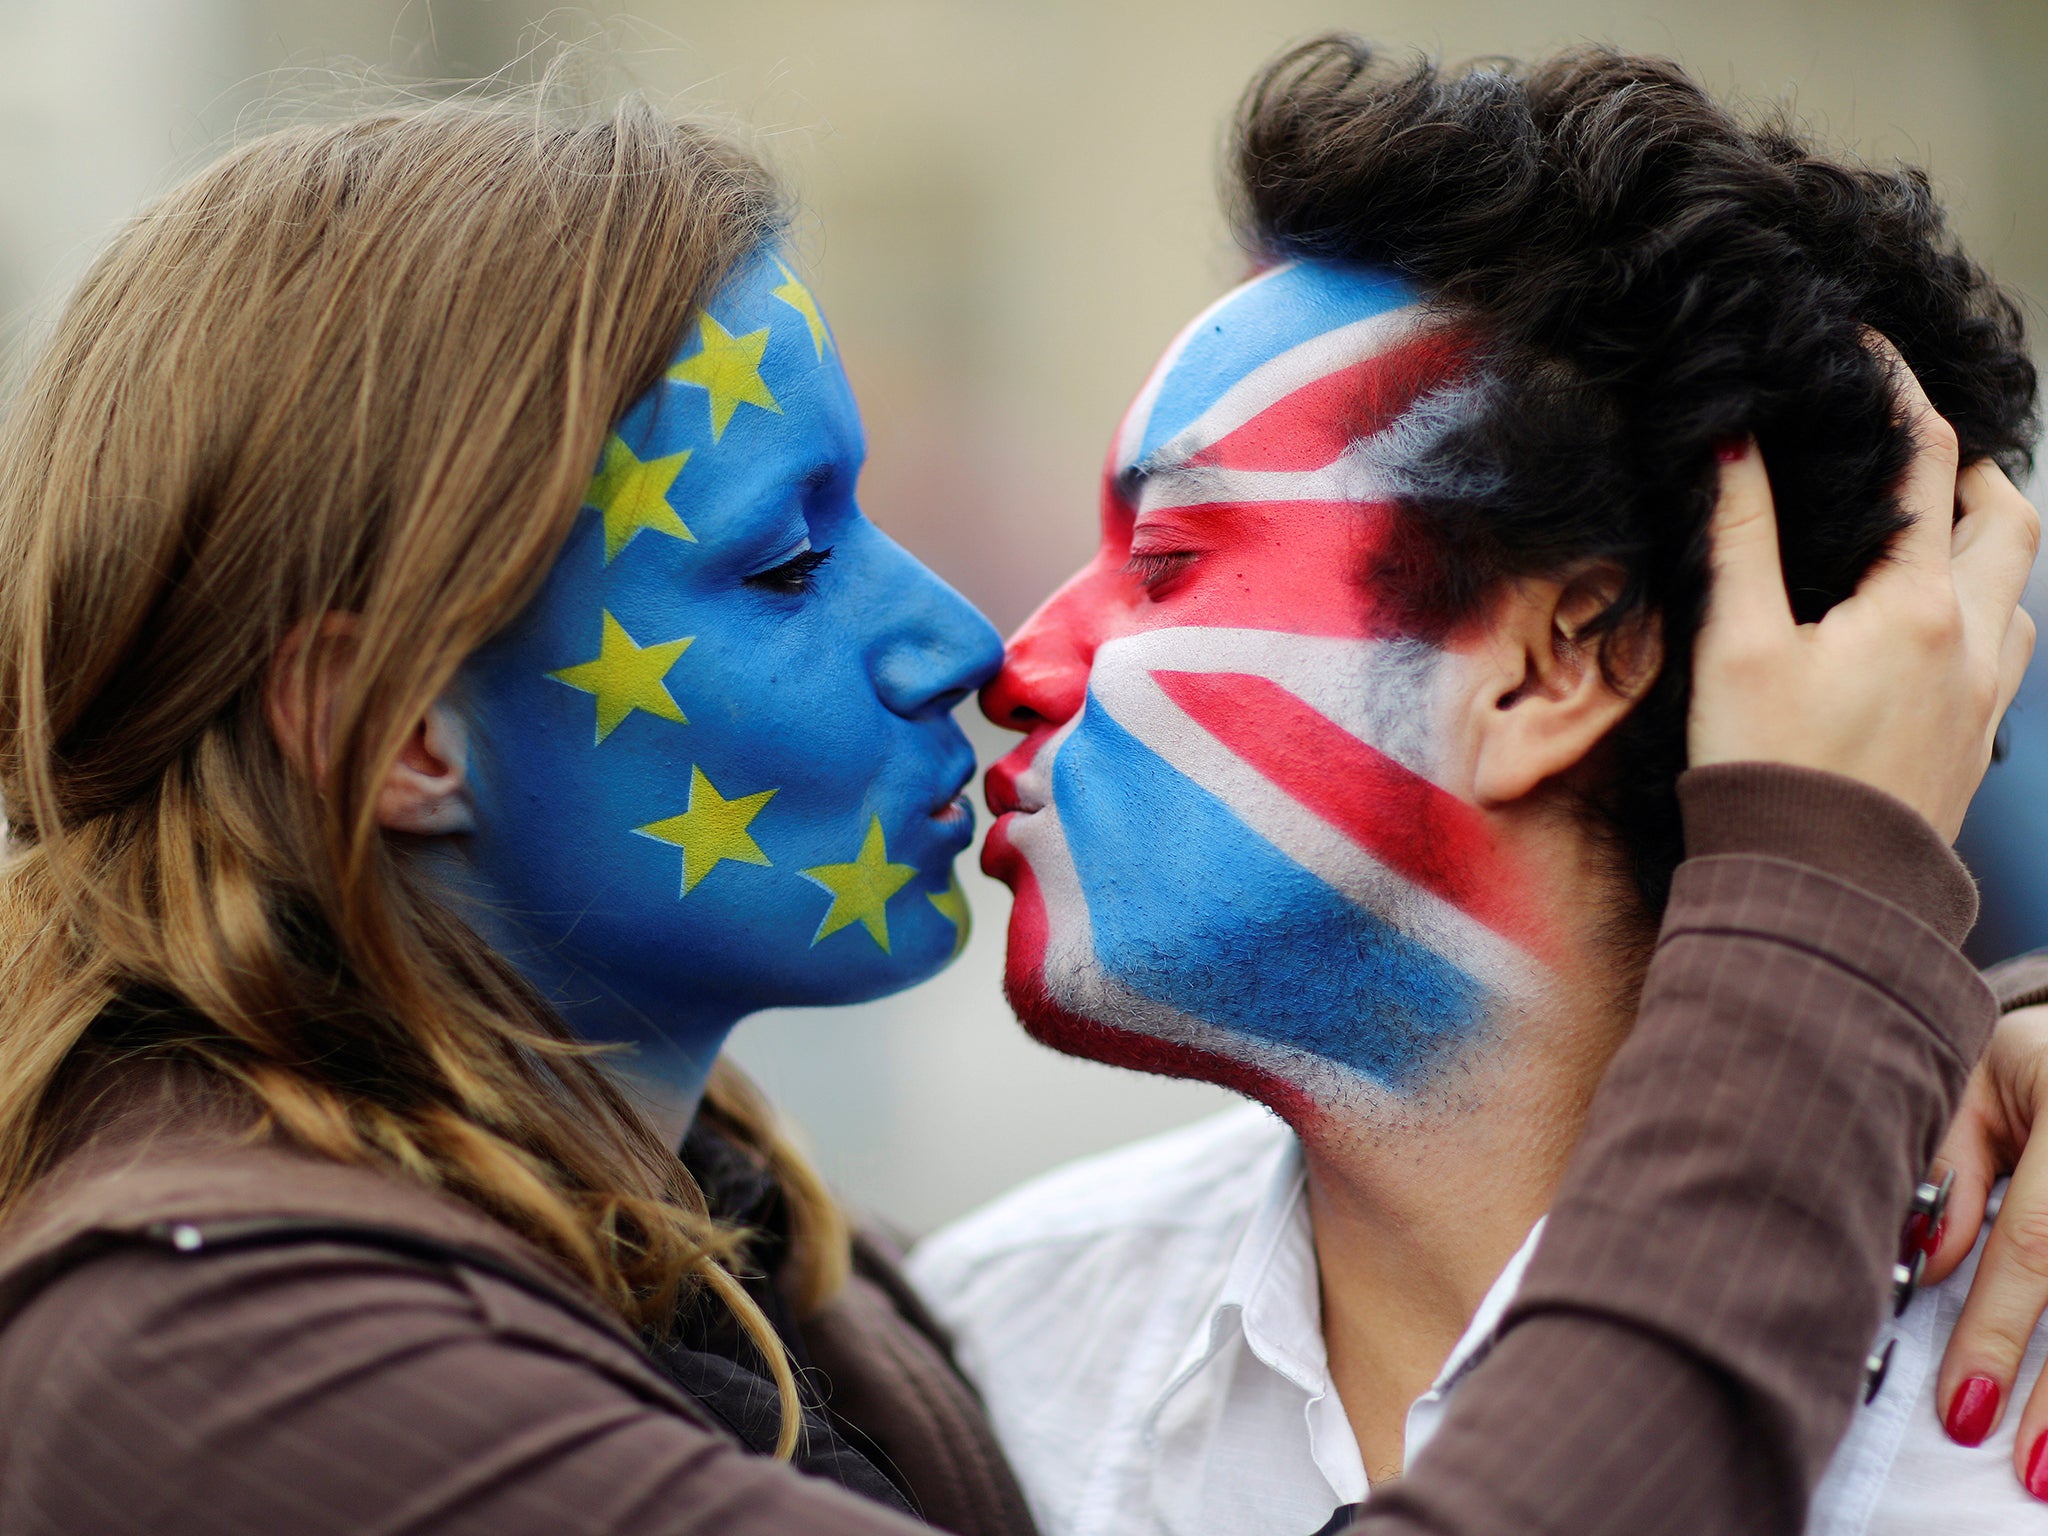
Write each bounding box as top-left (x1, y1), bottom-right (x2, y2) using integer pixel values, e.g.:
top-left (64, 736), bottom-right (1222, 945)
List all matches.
top-left (586, 434), bottom-right (694, 563)
top-left (667, 314), bottom-right (781, 442)
top-left (637, 766), bottom-right (778, 895)
top-left (928, 871), bottom-right (971, 958)
top-left (547, 611), bottom-right (693, 744)
top-left (770, 258), bottom-right (830, 361)
top-left (801, 816), bottom-right (917, 952)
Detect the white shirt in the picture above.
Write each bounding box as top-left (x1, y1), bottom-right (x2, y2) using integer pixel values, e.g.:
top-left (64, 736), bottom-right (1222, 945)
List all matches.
top-left (909, 1106), bottom-right (2048, 1536)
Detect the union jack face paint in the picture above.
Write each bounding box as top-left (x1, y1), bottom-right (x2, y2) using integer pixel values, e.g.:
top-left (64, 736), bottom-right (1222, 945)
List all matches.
top-left (980, 262), bottom-right (1552, 1124)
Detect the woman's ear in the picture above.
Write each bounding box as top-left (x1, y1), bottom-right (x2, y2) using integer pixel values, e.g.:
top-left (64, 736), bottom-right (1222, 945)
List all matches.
top-left (1467, 566), bottom-right (1662, 808)
top-left (378, 705), bottom-right (476, 835)
top-left (266, 614), bottom-right (476, 836)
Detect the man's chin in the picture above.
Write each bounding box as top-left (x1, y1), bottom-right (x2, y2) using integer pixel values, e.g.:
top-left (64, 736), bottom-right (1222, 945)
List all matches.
top-left (1000, 946), bottom-right (1321, 1129)
top-left (993, 851), bottom-right (1179, 1079)
top-left (993, 825), bottom-right (1321, 1124)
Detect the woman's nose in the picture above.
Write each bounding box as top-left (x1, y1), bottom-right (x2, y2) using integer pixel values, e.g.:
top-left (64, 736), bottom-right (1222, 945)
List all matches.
top-left (869, 540), bottom-right (1006, 719)
top-left (979, 577), bottom-right (1096, 732)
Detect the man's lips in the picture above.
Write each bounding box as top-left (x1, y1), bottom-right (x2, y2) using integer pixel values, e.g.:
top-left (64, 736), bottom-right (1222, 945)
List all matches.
top-left (982, 734), bottom-right (1061, 888)
top-left (980, 808), bottom-right (1025, 885)
top-left (983, 754), bottom-right (1042, 818)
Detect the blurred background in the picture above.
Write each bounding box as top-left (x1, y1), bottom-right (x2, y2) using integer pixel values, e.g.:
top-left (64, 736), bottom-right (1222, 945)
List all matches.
top-left (4, 0), bottom-right (2045, 1235)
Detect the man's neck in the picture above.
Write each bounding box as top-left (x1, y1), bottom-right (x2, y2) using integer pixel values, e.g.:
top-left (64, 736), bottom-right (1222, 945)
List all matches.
top-left (1301, 974), bottom-right (1629, 1485)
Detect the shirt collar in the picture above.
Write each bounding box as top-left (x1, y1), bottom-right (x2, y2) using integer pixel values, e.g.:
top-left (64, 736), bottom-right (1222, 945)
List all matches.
top-left (1402, 1217), bottom-right (1547, 1464)
top-left (1139, 1128), bottom-right (1549, 1476)
top-left (1142, 1130), bottom-right (1321, 1440)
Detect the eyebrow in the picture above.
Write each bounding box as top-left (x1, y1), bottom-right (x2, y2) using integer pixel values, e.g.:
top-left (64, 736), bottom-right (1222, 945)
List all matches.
top-left (1129, 454), bottom-right (1391, 516)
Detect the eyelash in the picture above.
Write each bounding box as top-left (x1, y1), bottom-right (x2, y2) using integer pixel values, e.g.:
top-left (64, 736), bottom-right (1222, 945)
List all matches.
top-left (1124, 550), bottom-right (1196, 592)
top-left (747, 545), bottom-right (836, 595)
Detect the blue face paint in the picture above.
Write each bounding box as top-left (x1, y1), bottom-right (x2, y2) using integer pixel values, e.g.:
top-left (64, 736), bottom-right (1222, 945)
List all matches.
top-left (1052, 687), bottom-right (1488, 1092)
top-left (452, 248), bottom-right (1003, 1109)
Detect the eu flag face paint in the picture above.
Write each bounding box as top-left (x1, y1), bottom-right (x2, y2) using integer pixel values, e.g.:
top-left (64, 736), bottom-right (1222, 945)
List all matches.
top-left (455, 249), bottom-right (1002, 1089)
top-left (981, 261), bottom-right (1551, 1124)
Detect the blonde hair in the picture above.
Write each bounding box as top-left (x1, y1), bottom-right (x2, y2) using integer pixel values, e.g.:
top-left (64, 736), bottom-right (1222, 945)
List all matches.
top-left (0, 95), bottom-right (849, 1455)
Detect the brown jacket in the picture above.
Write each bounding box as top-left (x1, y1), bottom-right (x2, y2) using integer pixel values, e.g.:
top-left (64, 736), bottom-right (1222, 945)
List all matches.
top-left (0, 765), bottom-right (2003, 1536)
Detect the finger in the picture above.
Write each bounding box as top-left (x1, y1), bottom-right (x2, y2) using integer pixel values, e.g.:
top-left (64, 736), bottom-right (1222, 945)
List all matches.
top-left (1862, 333), bottom-right (1961, 583)
top-left (1996, 607), bottom-right (2038, 728)
top-left (1952, 460), bottom-right (2043, 652)
top-left (2010, 1345), bottom-right (2048, 1499)
top-left (1701, 437), bottom-right (1794, 638)
top-left (1940, 1146), bottom-right (2048, 1449)
top-left (1925, 1133), bottom-right (1994, 1286)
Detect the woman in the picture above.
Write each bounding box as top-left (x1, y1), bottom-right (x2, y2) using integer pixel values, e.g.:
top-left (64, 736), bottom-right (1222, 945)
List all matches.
top-left (0, 89), bottom-right (2025, 1536)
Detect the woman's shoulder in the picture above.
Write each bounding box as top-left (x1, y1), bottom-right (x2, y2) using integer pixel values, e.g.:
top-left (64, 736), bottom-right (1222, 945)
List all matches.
top-left (0, 1135), bottom-right (928, 1536)
top-left (0, 1218), bottom-right (499, 1431)
top-left (0, 1073), bottom-right (712, 1471)
top-left (0, 1050), bottom-right (610, 1324)
top-left (0, 1124), bottom-right (696, 1433)
top-left (0, 1222), bottom-right (923, 1536)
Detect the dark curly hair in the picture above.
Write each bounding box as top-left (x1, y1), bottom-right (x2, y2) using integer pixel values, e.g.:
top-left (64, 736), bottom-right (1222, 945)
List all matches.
top-left (1232, 37), bottom-right (2039, 914)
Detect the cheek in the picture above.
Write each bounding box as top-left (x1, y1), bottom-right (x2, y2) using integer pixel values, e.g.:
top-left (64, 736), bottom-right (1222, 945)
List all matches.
top-left (465, 601), bottom-right (966, 999)
top-left (669, 625), bottom-right (842, 781)
top-left (1026, 685), bottom-right (1490, 1091)
top-left (1019, 622), bottom-right (1545, 1091)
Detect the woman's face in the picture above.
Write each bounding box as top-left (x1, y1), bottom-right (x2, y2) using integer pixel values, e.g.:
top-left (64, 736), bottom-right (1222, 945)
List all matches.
top-left (457, 248), bottom-right (1002, 1027)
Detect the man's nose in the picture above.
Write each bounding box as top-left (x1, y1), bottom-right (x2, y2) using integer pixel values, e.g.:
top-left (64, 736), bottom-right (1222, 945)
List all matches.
top-left (980, 577), bottom-right (1096, 732)
top-left (869, 539), bottom-right (1006, 719)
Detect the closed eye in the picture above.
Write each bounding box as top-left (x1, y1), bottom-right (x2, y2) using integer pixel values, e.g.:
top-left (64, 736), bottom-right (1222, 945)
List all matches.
top-left (1123, 550), bottom-right (1197, 593)
top-left (747, 545), bottom-right (836, 595)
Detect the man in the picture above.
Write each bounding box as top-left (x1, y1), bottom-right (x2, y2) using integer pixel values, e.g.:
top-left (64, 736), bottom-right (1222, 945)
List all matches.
top-left (910, 39), bottom-right (2044, 1535)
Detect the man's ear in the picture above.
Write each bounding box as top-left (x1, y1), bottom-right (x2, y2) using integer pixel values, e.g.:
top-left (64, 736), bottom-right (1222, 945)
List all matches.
top-left (1465, 566), bottom-right (1662, 808)
top-left (266, 614), bottom-right (476, 836)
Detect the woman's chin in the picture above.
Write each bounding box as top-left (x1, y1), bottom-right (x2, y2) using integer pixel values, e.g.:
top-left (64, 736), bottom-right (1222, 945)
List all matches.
top-left (761, 916), bottom-right (965, 1010)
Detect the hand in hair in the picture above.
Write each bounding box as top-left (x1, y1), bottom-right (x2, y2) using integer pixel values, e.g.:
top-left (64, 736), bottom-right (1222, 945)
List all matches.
top-left (1690, 344), bottom-right (2038, 840)
top-left (1233, 36), bottom-right (2039, 910)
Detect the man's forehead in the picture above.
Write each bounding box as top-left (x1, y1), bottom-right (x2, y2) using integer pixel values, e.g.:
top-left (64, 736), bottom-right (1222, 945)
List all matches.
top-left (1115, 261), bottom-right (1421, 475)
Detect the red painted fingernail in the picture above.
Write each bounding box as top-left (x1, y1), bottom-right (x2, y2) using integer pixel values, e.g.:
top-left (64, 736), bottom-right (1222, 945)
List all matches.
top-left (2027, 1432), bottom-right (2048, 1500)
top-left (1905, 1215), bottom-right (1947, 1258)
top-left (1947, 1375), bottom-right (2001, 1446)
top-left (1713, 435), bottom-right (1747, 463)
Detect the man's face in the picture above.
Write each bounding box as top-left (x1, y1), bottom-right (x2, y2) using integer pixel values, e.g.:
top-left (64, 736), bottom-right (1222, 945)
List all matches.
top-left (980, 262), bottom-right (1550, 1122)
top-left (457, 248), bottom-right (1002, 1032)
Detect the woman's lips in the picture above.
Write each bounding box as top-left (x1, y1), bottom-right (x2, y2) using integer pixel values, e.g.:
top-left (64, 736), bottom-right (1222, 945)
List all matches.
top-left (931, 757), bottom-right (978, 823)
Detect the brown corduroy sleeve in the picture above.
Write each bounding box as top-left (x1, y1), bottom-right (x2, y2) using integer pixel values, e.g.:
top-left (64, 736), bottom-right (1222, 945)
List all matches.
top-left (1985, 948), bottom-right (2048, 1012)
top-left (0, 764), bottom-right (1991, 1536)
top-left (1352, 763), bottom-right (1993, 1536)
